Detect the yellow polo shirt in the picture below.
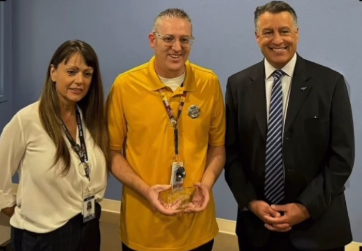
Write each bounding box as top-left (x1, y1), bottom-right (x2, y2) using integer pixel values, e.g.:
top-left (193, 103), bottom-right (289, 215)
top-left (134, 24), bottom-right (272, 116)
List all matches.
top-left (107, 56), bottom-right (225, 251)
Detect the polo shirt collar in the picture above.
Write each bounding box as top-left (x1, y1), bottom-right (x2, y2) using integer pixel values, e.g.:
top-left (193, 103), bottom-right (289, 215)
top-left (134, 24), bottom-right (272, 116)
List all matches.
top-left (147, 56), bottom-right (196, 92)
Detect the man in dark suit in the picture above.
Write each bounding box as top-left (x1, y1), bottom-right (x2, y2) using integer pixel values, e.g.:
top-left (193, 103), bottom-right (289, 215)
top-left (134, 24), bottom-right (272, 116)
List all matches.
top-left (224, 1), bottom-right (354, 251)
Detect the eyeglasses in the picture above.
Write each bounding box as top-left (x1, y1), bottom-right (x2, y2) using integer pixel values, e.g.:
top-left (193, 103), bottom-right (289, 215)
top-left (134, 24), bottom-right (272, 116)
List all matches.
top-left (154, 32), bottom-right (195, 47)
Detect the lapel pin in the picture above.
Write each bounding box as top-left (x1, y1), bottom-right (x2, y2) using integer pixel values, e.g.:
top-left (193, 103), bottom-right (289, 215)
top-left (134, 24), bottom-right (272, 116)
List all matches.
top-left (301, 87), bottom-right (307, 91)
top-left (188, 105), bottom-right (201, 119)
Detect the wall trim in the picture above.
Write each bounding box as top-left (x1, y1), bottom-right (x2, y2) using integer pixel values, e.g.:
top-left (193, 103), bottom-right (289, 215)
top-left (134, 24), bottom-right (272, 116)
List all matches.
top-left (97, 198), bottom-right (362, 249)
top-left (11, 185), bottom-right (361, 247)
top-left (99, 198), bottom-right (120, 214)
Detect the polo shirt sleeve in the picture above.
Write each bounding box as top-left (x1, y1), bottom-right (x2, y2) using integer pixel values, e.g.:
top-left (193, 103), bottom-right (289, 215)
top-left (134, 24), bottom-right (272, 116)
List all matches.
top-left (209, 76), bottom-right (226, 147)
top-left (0, 113), bottom-right (26, 210)
top-left (107, 75), bottom-right (127, 152)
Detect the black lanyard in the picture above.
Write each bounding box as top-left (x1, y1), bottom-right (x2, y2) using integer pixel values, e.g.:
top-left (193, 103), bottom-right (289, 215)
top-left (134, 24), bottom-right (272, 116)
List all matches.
top-left (158, 89), bottom-right (187, 157)
top-left (61, 109), bottom-right (90, 180)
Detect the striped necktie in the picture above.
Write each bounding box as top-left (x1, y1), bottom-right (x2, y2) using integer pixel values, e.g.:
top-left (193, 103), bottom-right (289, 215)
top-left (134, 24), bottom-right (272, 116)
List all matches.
top-left (265, 70), bottom-right (285, 204)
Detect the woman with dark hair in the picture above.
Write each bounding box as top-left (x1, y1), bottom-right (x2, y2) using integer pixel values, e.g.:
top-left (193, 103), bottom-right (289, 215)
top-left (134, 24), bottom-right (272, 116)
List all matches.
top-left (0, 40), bottom-right (109, 251)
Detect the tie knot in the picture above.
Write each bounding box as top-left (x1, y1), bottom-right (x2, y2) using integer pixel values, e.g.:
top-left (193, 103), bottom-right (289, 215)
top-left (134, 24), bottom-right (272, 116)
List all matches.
top-left (273, 70), bottom-right (284, 80)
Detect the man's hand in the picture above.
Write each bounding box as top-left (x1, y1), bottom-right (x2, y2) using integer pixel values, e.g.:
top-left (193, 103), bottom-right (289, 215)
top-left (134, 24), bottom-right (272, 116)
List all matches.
top-left (1, 206), bottom-right (15, 217)
top-left (264, 203), bottom-right (310, 232)
top-left (248, 200), bottom-right (292, 232)
top-left (184, 182), bottom-right (210, 213)
top-left (145, 185), bottom-right (182, 216)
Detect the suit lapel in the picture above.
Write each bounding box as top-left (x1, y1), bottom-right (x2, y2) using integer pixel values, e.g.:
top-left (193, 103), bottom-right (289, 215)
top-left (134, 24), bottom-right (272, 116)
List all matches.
top-left (250, 61), bottom-right (267, 140)
top-left (284, 55), bottom-right (312, 132)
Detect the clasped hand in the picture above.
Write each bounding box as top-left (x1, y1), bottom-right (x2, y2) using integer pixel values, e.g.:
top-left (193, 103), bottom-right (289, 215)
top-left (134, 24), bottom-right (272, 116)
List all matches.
top-left (248, 200), bottom-right (310, 232)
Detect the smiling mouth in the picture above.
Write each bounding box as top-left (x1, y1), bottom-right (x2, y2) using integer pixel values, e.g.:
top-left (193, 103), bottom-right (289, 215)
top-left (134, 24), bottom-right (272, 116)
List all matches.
top-left (69, 88), bottom-right (83, 93)
top-left (169, 54), bottom-right (182, 59)
top-left (270, 46), bottom-right (288, 52)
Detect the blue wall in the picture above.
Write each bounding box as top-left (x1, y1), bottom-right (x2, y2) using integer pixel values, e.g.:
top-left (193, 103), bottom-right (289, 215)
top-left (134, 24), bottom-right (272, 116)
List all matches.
top-left (0, 1), bottom-right (12, 129)
top-left (2, 0), bottom-right (362, 241)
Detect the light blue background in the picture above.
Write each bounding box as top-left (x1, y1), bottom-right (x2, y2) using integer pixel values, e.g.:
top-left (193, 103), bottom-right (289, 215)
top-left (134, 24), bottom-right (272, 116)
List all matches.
top-left (1, 0), bottom-right (361, 241)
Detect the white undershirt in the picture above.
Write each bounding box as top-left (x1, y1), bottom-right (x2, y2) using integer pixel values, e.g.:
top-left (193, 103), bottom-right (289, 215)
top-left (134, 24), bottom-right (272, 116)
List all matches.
top-left (0, 102), bottom-right (107, 233)
top-left (265, 53), bottom-right (297, 125)
top-left (159, 72), bottom-right (185, 92)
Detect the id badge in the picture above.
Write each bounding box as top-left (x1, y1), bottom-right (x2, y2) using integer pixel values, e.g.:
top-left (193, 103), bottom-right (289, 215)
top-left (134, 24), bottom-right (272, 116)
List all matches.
top-left (82, 189), bottom-right (95, 223)
top-left (170, 161), bottom-right (186, 190)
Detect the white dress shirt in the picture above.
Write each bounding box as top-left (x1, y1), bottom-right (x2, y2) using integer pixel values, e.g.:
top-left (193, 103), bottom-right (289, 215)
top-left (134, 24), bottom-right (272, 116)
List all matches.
top-left (265, 53), bottom-right (297, 124)
top-left (0, 102), bottom-right (107, 233)
top-left (243, 54), bottom-right (297, 212)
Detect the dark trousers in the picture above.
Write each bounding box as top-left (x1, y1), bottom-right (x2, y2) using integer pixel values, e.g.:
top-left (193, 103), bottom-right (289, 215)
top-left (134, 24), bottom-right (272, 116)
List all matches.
top-left (238, 232), bottom-right (344, 251)
top-left (11, 203), bottom-right (101, 251)
top-left (122, 239), bottom-right (214, 251)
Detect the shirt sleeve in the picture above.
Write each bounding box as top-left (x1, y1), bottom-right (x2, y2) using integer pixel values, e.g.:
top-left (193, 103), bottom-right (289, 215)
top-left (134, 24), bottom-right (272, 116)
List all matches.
top-left (107, 76), bottom-right (127, 152)
top-left (0, 114), bottom-right (26, 210)
top-left (208, 75), bottom-right (226, 146)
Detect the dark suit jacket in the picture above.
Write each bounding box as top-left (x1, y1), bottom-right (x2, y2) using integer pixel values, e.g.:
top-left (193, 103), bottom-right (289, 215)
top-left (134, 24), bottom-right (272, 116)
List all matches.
top-left (224, 55), bottom-right (354, 250)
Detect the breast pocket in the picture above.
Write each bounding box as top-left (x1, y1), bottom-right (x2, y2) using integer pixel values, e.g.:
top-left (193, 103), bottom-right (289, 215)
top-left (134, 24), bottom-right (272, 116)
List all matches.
top-left (303, 117), bottom-right (330, 141)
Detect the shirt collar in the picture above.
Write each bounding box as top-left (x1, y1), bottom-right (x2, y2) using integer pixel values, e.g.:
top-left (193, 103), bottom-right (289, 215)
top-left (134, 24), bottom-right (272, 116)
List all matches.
top-left (147, 56), bottom-right (196, 91)
top-left (264, 53), bottom-right (297, 79)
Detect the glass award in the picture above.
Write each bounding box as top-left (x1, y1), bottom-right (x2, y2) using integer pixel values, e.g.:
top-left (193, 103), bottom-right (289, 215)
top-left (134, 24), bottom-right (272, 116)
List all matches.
top-left (159, 186), bottom-right (197, 210)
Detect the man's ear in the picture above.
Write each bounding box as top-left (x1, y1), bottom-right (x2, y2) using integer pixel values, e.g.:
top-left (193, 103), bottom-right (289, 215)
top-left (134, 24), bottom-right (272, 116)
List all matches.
top-left (149, 32), bottom-right (156, 49)
top-left (255, 31), bottom-right (260, 42)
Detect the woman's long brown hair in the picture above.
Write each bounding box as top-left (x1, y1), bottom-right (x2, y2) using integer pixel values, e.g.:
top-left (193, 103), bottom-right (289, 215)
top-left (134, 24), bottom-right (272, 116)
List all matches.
top-left (39, 40), bottom-right (110, 175)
